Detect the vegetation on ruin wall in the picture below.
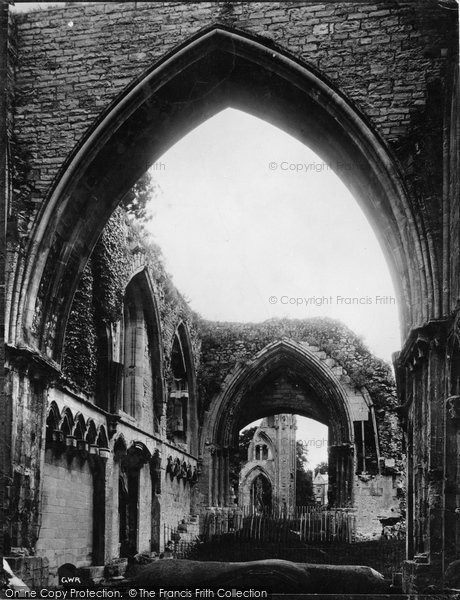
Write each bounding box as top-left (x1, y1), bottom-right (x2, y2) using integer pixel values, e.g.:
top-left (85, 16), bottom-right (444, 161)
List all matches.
top-left (61, 202), bottom-right (200, 395)
top-left (198, 318), bottom-right (402, 463)
top-left (61, 262), bottom-right (98, 392)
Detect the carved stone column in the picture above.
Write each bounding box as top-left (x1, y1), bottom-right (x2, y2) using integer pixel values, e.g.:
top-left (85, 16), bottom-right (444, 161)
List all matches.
top-left (396, 320), bottom-right (450, 593)
top-left (222, 447), bottom-right (230, 508)
top-left (444, 395), bottom-right (460, 575)
top-left (149, 449), bottom-right (161, 552)
top-left (218, 449), bottom-right (224, 507)
top-left (4, 346), bottom-right (60, 553)
top-left (211, 447), bottom-right (219, 507)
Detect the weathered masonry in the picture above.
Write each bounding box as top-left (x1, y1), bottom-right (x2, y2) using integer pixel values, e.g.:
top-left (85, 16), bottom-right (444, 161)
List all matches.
top-left (2, 1), bottom-right (459, 593)
top-left (238, 415), bottom-right (298, 515)
top-left (198, 319), bottom-right (404, 538)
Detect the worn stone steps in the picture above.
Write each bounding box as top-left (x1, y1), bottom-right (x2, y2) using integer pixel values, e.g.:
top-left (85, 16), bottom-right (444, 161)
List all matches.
top-left (299, 342), bottom-right (351, 385)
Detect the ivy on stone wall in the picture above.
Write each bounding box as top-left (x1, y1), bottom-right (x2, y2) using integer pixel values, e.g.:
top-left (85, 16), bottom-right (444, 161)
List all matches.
top-left (60, 201), bottom-right (201, 397)
top-left (9, 133), bottom-right (37, 247)
top-left (62, 260), bottom-right (98, 393)
top-left (91, 207), bottom-right (131, 324)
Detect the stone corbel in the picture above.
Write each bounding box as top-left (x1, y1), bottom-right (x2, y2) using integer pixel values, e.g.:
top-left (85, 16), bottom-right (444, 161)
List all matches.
top-left (173, 458), bottom-right (181, 479)
top-left (179, 461), bottom-right (188, 480)
top-left (48, 429), bottom-right (66, 455)
top-left (190, 467), bottom-right (198, 486)
top-left (166, 455), bottom-right (174, 478)
top-left (149, 450), bottom-right (162, 495)
top-left (398, 320), bottom-right (449, 371)
top-left (107, 414), bottom-right (121, 439)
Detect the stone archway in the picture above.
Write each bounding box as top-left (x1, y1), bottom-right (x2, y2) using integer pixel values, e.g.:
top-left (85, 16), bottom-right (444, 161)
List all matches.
top-left (201, 339), bottom-right (359, 509)
top-left (239, 464), bottom-right (274, 514)
top-left (114, 439), bottom-right (151, 559)
top-left (10, 26), bottom-right (428, 362)
top-left (251, 472), bottom-right (273, 515)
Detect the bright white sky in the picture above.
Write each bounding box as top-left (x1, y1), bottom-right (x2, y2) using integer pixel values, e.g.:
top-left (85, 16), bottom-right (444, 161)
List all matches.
top-left (145, 108), bottom-right (401, 467)
top-left (146, 108), bottom-right (400, 361)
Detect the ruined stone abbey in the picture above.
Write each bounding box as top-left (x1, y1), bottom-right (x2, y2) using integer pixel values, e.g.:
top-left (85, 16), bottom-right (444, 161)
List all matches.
top-left (1, 1), bottom-right (459, 594)
top-left (238, 415), bottom-right (298, 515)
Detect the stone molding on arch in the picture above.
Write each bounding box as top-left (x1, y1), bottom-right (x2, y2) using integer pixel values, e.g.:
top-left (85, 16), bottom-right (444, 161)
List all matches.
top-left (10, 25), bottom-right (431, 361)
top-left (167, 321), bottom-right (199, 456)
top-left (239, 463), bottom-right (274, 489)
top-left (238, 463), bottom-right (274, 506)
top-left (201, 338), bottom-right (358, 453)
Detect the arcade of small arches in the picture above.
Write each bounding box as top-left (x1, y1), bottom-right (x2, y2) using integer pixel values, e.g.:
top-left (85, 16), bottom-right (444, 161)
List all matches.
top-left (3, 2), bottom-right (459, 594)
top-left (45, 402), bottom-right (109, 453)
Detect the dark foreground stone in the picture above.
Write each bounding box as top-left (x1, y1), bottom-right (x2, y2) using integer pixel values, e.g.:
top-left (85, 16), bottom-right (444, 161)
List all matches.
top-left (132, 559), bottom-right (389, 594)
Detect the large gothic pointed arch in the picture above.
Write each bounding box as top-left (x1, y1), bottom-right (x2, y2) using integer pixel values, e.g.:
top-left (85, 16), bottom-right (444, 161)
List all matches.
top-left (203, 339), bottom-right (355, 450)
top-left (11, 25), bottom-right (429, 362)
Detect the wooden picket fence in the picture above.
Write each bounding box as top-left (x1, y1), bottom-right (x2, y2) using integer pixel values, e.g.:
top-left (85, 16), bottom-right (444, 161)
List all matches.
top-left (298, 509), bottom-right (355, 543)
top-left (201, 506), bottom-right (356, 544)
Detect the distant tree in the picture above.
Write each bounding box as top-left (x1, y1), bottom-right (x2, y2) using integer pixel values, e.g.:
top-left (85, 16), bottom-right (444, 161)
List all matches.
top-left (315, 461), bottom-right (329, 475)
top-left (238, 426), bottom-right (258, 462)
top-left (296, 440), bottom-right (315, 505)
top-left (229, 426), bottom-right (258, 498)
top-left (119, 171), bottom-right (161, 223)
top-left (296, 439), bottom-right (308, 467)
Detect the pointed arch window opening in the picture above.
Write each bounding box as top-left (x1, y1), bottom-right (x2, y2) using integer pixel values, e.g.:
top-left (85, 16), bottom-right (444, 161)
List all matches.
top-left (255, 444), bottom-right (269, 461)
top-left (251, 473), bottom-right (272, 514)
top-left (122, 298), bottom-right (140, 417)
top-left (167, 332), bottom-right (190, 443)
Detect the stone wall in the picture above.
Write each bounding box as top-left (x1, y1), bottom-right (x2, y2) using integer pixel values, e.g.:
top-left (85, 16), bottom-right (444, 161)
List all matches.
top-left (354, 474), bottom-right (404, 539)
top-left (61, 207), bottom-right (201, 398)
top-left (160, 468), bottom-right (193, 540)
top-left (36, 451), bottom-right (94, 585)
top-left (6, 2), bottom-right (457, 350)
top-left (4, 205), bottom-right (200, 582)
top-left (4, 556), bottom-right (49, 589)
top-left (9, 1), bottom-right (452, 223)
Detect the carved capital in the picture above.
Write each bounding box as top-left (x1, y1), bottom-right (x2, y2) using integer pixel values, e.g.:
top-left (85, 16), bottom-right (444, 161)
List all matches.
top-left (398, 320), bottom-right (449, 370)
